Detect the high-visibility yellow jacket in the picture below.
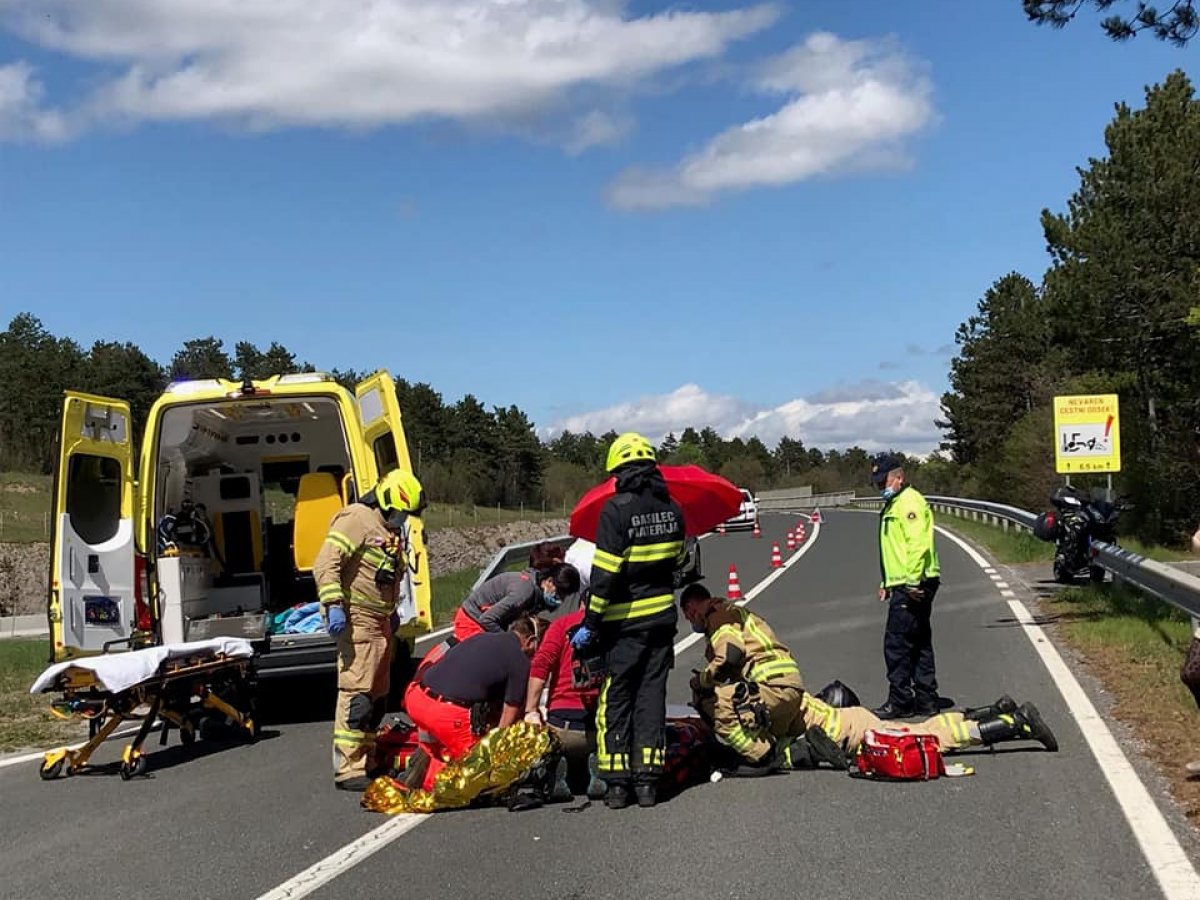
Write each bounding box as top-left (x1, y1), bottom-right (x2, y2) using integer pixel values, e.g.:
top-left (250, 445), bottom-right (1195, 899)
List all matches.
top-left (699, 605), bottom-right (803, 689)
top-left (879, 485), bottom-right (940, 588)
top-left (314, 503), bottom-right (404, 617)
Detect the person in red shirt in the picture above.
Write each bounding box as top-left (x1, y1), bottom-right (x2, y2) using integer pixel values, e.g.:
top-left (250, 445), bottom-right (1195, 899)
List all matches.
top-left (523, 605), bottom-right (606, 799)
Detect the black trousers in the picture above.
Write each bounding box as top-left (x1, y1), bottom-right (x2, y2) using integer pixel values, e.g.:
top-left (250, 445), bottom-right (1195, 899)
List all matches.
top-left (884, 578), bottom-right (940, 708)
top-left (596, 625), bottom-right (675, 782)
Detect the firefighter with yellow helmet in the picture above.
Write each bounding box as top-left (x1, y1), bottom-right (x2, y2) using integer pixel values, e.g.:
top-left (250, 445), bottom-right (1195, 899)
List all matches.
top-left (571, 432), bottom-right (686, 809)
top-left (315, 469), bottom-right (426, 791)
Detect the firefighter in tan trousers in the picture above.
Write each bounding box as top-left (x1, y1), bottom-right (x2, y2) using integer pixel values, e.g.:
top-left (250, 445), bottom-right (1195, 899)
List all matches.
top-left (681, 583), bottom-right (1058, 774)
top-left (315, 469), bottom-right (426, 792)
top-left (681, 583), bottom-right (846, 775)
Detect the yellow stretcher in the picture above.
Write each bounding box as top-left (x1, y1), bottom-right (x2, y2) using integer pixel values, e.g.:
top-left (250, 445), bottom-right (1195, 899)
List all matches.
top-left (31, 638), bottom-right (259, 781)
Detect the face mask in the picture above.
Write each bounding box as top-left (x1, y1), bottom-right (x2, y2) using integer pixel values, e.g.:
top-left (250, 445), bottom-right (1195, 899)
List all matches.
top-left (880, 487), bottom-right (896, 500)
top-left (543, 590), bottom-right (561, 610)
top-left (384, 509), bottom-right (409, 531)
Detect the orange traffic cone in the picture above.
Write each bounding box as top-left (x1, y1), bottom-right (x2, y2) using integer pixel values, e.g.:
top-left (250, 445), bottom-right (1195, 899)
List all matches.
top-left (770, 542), bottom-right (782, 568)
top-left (811, 508), bottom-right (821, 524)
top-left (718, 522), bottom-right (726, 535)
top-left (752, 520), bottom-right (761, 538)
top-left (786, 530), bottom-right (796, 551)
top-left (727, 564), bottom-right (743, 601)
top-left (796, 521), bottom-right (806, 536)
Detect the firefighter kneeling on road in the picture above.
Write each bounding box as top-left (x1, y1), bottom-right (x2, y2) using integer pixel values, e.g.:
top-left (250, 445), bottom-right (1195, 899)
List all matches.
top-left (315, 469), bottom-right (426, 792)
top-left (682, 583), bottom-right (1059, 773)
top-left (680, 583), bottom-right (846, 775)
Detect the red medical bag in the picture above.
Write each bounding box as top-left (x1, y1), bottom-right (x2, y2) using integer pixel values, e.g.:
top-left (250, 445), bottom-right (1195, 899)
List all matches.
top-left (854, 728), bottom-right (945, 781)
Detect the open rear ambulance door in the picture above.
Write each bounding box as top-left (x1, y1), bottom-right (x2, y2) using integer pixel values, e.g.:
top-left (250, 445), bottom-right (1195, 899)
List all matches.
top-left (48, 393), bottom-right (137, 661)
top-left (354, 372), bottom-right (431, 637)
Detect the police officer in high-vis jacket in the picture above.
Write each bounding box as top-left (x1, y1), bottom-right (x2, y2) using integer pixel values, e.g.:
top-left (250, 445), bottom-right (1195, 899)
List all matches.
top-left (315, 469), bottom-right (425, 791)
top-left (870, 454), bottom-right (942, 719)
top-left (571, 433), bottom-right (685, 809)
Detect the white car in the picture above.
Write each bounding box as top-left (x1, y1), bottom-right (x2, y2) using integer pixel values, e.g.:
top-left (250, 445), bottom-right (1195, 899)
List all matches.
top-left (722, 488), bottom-right (758, 531)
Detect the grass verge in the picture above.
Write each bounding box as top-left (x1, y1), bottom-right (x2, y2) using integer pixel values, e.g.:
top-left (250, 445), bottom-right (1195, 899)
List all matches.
top-left (1039, 583), bottom-right (1200, 821)
top-left (0, 639), bottom-right (80, 753)
top-left (0, 473), bottom-right (54, 543)
top-left (934, 512), bottom-right (1054, 564)
top-left (430, 567), bottom-right (481, 626)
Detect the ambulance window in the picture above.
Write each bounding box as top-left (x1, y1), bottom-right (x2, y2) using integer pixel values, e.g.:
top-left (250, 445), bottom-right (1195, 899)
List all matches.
top-left (66, 454), bottom-right (122, 544)
top-left (373, 435), bottom-right (399, 475)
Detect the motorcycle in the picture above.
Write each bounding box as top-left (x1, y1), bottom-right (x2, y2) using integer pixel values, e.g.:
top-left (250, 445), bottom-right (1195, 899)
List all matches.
top-left (1033, 485), bottom-right (1122, 584)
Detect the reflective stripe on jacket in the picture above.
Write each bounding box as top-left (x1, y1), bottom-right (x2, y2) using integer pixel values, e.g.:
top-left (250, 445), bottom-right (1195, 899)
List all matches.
top-left (313, 503), bottom-right (403, 616)
top-left (701, 605), bottom-right (802, 689)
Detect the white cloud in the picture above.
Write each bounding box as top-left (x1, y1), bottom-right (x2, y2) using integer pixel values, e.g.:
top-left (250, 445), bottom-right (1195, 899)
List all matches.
top-left (545, 380), bottom-right (943, 454)
top-left (606, 31), bottom-right (935, 210)
top-left (0, 0), bottom-right (777, 141)
top-left (547, 383), bottom-right (758, 441)
top-left (0, 62), bottom-right (68, 141)
top-left (564, 109), bottom-right (633, 154)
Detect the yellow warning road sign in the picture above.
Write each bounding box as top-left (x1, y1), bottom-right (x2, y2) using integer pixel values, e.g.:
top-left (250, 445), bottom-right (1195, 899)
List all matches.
top-left (1053, 394), bottom-right (1121, 474)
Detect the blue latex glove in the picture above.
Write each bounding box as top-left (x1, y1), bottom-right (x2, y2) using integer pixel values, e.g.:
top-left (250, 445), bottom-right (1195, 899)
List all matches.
top-left (389, 610), bottom-right (401, 635)
top-left (326, 605), bottom-right (347, 637)
top-left (570, 625), bottom-right (595, 651)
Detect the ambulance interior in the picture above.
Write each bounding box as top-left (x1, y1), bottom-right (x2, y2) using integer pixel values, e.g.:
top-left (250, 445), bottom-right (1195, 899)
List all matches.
top-left (151, 397), bottom-right (355, 641)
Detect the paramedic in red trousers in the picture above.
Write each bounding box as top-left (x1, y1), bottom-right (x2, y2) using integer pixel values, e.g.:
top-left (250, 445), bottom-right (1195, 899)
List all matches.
top-left (571, 433), bottom-right (686, 809)
top-left (451, 563), bottom-right (579, 641)
top-left (404, 615), bottom-right (544, 790)
top-left (870, 453), bottom-right (943, 719)
top-left (523, 539), bottom-right (607, 799)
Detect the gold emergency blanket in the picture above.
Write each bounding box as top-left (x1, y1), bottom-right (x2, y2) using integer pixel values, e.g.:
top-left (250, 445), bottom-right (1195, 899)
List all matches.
top-left (362, 722), bottom-right (558, 815)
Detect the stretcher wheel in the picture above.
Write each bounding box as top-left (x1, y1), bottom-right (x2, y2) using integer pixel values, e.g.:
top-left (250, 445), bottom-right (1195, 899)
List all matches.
top-left (179, 723), bottom-right (196, 747)
top-left (119, 755), bottom-right (147, 781)
top-left (39, 757), bottom-right (65, 781)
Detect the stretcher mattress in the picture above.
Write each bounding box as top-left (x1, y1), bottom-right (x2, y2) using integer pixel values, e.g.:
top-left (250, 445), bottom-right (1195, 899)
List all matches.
top-left (30, 638), bottom-right (255, 695)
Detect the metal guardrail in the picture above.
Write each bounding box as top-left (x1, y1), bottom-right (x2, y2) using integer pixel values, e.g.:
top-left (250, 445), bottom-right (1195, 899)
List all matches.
top-left (850, 494), bottom-right (1200, 619)
top-left (472, 535), bottom-right (575, 591)
top-left (756, 490), bottom-right (856, 512)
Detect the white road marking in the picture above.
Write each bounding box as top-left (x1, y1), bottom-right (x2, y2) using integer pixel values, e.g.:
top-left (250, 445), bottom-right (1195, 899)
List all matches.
top-left (673, 516), bottom-right (822, 656)
top-left (935, 524), bottom-right (1200, 900)
top-left (257, 814), bottom-right (428, 900)
top-left (994, 581), bottom-right (1009, 589)
top-left (256, 516), bottom-right (823, 900)
top-left (0, 726), bottom-right (144, 770)
top-left (1000, 590), bottom-right (1016, 598)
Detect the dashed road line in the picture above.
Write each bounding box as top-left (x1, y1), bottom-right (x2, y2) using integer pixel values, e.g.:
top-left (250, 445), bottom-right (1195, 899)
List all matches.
top-left (935, 524), bottom-right (1200, 900)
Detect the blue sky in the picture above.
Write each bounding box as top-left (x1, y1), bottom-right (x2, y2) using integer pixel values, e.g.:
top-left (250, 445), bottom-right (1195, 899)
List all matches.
top-left (0, 1), bottom-right (1193, 453)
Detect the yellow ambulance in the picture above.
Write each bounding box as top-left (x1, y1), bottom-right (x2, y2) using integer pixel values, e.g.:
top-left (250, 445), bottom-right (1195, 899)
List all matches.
top-left (47, 371), bottom-right (431, 676)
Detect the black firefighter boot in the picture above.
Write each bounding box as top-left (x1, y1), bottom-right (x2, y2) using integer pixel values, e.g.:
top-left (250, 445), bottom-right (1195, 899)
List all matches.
top-left (962, 694), bottom-right (1018, 721)
top-left (633, 772), bottom-right (658, 808)
top-left (604, 780), bottom-right (632, 810)
top-left (976, 702), bottom-right (1058, 752)
top-left (783, 727), bottom-right (849, 770)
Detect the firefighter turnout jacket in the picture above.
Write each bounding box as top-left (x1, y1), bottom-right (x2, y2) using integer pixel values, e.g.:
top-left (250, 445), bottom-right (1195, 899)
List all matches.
top-left (879, 485), bottom-right (940, 589)
top-left (314, 503), bottom-right (405, 616)
top-left (698, 605), bottom-right (803, 690)
top-left (584, 463), bottom-right (686, 632)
